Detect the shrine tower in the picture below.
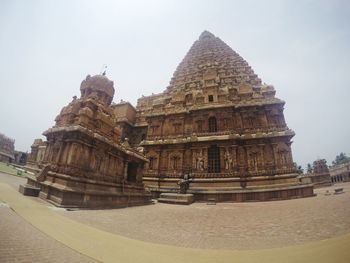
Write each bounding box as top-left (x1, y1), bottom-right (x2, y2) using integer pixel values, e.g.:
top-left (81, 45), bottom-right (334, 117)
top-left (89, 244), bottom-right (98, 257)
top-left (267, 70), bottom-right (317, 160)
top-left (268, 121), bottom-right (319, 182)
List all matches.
top-left (128, 31), bottom-right (313, 202)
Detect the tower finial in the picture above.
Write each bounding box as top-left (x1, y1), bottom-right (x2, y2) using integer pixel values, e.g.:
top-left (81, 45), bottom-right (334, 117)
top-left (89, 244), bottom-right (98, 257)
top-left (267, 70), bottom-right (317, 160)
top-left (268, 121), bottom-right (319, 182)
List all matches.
top-left (100, 64), bottom-right (107, 76)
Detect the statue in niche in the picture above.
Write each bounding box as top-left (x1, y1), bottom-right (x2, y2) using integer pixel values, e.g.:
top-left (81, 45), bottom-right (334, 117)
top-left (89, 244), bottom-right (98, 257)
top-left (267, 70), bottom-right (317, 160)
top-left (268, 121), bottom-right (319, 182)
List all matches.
top-left (196, 150), bottom-right (205, 171)
top-left (238, 146), bottom-right (246, 165)
top-left (264, 145), bottom-right (274, 165)
top-left (224, 149), bottom-right (233, 170)
top-left (92, 148), bottom-right (104, 172)
top-left (50, 140), bottom-right (61, 163)
top-left (250, 152), bottom-right (259, 171)
top-left (278, 150), bottom-right (288, 168)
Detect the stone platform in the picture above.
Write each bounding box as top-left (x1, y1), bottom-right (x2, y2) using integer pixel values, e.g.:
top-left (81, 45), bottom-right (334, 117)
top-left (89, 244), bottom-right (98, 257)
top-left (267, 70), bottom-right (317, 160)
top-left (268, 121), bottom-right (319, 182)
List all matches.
top-left (145, 175), bottom-right (315, 202)
top-left (23, 172), bottom-right (152, 209)
top-left (18, 184), bottom-right (40, 197)
top-left (158, 193), bottom-right (194, 205)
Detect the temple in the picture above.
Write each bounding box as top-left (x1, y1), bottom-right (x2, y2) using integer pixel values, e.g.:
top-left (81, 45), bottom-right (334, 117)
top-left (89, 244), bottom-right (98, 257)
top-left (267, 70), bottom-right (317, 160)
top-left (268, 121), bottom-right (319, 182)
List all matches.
top-left (22, 74), bottom-right (151, 208)
top-left (117, 31), bottom-right (314, 202)
top-left (0, 133), bottom-right (15, 163)
top-left (24, 31), bottom-right (314, 205)
top-left (303, 159), bottom-right (332, 188)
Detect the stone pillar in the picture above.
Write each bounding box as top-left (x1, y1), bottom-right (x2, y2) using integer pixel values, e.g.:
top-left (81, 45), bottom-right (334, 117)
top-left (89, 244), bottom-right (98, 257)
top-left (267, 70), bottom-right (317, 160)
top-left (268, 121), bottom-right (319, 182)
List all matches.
top-left (271, 143), bottom-right (278, 169)
top-left (231, 145), bottom-right (238, 173)
top-left (123, 159), bottom-right (128, 181)
top-left (258, 144), bottom-right (265, 171)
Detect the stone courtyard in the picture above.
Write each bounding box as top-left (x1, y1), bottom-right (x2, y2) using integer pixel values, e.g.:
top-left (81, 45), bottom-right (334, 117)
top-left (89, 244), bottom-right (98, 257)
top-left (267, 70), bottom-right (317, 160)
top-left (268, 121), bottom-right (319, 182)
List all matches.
top-left (60, 184), bottom-right (350, 250)
top-left (1, 171), bottom-right (350, 262)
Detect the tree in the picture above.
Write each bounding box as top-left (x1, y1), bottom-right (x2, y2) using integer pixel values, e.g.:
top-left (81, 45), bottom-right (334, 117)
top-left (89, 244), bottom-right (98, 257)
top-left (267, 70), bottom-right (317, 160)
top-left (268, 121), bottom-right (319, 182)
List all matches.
top-left (306, 163), bottom-right (313, 174)
top-left (332, 152), bottom-right (350, 166)
top-left (294, 162), bottom-right (304, 174)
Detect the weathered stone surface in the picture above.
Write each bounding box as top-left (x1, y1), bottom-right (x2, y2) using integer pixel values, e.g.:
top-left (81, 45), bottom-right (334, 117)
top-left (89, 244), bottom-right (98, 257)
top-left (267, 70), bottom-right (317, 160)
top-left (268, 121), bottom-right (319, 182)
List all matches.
top-left (24, 31), bottom-right (314, 204)
top-left (18, 184), bottom-right (40, 196)
top-left (114, 31), bottom-right (313, 202)
top-left (23, 74), bottom-right (151, 208)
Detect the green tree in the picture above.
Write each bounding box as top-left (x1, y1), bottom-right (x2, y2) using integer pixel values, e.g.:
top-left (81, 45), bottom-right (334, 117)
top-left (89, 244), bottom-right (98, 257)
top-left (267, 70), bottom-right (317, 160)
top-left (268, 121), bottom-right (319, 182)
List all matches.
top-left (306, 163), bottom-right (313, 174)
top-left (294, 162), bottom-right (304, 174)
top-left (332, 152), bottom-right (350, 165)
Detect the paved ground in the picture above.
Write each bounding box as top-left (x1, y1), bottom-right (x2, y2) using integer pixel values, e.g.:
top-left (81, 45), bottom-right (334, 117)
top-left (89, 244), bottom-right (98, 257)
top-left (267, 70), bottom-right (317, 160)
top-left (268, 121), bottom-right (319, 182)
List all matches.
top-left (0, 206), bottom-right (98, 263)
top-left (1, 172), bottom-right (350, 263)
top-left (1, 178), bottom-right (349, 263)
top-left (0, 173), bottom-right (98, 263)
top-left (60, 183), bottom-right (350, 250)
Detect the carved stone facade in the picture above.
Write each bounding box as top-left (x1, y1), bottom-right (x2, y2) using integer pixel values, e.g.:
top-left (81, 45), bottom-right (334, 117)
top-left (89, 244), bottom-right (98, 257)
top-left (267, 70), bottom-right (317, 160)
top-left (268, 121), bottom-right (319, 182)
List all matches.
top-left (23, 74), bottom-right (151, 208)
top-left (330, 161), bottom-right (350, 183)
top-left (115, 31), bottom-right (313, 201)
top-left (24, 31), bottom-right (313, 204)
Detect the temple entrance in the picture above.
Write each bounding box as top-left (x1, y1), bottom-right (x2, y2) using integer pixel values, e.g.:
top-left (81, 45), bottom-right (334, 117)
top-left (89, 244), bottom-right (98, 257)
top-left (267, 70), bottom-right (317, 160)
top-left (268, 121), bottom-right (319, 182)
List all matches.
top-left (208, 146), bottom-right (220, 173)
top-left (127, 162), bottom-right (138, 182)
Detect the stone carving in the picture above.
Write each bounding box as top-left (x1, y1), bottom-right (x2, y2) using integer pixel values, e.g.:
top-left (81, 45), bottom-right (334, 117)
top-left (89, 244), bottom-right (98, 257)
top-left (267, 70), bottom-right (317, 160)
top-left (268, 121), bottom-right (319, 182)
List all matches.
top-left (129, 31), bottom-right (313, 202)
top-left (24, 30), bottom-right (313, 204)
top-left (177, 174), bottom-right (192, 194)
top-left (36, 164), bottom-right (50, 182)
top-left (196, 150), bottom-right (205, 171)
top-left (22, 74), bottom-right (151, 208)
top-left (224, 149), bottom-right (233, 170)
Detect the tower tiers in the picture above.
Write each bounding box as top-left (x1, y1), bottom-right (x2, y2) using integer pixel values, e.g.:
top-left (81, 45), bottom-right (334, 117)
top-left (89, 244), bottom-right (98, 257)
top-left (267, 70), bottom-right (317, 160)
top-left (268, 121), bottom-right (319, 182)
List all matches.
top-left (127, 31), bottom-right (314, 202)
top-left (22, 74), bottom-right (151, 208)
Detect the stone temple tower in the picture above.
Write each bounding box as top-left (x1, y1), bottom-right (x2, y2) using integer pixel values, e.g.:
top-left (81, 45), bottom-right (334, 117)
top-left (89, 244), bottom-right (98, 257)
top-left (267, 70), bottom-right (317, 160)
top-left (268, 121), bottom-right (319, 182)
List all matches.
top-left (122, 31), bottom-right (314, 202)
top-left (22, 74), bottom-right (151, 208)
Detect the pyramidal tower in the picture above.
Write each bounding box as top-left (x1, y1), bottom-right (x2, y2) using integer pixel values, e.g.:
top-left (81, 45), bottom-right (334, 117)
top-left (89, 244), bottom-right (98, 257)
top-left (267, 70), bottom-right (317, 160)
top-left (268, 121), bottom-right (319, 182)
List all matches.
top-left (117, 30), bottom-right (314, 202)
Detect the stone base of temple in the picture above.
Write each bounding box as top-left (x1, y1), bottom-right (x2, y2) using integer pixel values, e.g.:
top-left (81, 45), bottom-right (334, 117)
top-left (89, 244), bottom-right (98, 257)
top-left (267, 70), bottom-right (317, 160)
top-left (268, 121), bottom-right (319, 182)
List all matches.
top-left (313, 181), bottom-right (333, 188)
top-left (158, 193), bottom-right (194, 205)
top-left (144, 174), bottom-right (315, 202)
top-left (19, 184), bottom-right (40, 197)
top-left (191, 185), bottom-right (314, 202)
top-left (22, 172), bottom-right (152, 209)
top-left (151, 185), bottom-right (314, 203)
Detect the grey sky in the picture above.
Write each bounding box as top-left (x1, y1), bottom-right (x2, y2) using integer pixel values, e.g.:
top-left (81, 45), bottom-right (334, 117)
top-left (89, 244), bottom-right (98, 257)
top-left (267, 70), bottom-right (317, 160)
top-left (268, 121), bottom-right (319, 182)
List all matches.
top-left (0, 0), bottom-right (349, 168)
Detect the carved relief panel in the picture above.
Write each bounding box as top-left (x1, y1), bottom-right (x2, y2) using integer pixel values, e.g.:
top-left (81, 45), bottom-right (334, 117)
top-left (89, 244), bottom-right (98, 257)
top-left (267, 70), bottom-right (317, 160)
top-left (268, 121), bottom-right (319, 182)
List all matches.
top-left (192, 148), bottom-right (207, 171)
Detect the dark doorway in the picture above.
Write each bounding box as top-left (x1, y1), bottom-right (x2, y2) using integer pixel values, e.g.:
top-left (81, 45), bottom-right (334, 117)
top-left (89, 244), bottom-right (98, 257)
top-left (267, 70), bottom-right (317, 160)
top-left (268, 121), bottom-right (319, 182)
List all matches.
top-left (208, 146), bottom-right (220, 173)
top-left (127, 162), bottom-right (138, 182)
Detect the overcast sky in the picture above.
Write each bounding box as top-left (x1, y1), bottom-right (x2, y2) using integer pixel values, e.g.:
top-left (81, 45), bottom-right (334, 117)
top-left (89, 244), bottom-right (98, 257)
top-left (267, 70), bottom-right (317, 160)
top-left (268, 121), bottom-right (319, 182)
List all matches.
top-left (0, 0), bottom-right (349, 168)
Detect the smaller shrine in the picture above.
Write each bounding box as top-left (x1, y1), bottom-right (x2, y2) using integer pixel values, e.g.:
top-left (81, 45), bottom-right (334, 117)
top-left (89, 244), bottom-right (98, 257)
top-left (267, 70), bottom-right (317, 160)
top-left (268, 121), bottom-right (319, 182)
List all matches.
top-left (0, 133), bottom-right (15, 163)
top-left (303, 159), bottom-right (332, 188)
top-left (20, 74), bottom-right (151, 208)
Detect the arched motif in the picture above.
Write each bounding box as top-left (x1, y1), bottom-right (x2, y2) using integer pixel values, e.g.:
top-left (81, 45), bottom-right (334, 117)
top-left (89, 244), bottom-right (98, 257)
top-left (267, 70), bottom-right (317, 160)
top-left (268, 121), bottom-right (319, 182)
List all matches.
top-left (276, 142), bottom-right (291, 168)
top-left (168, 152), bottom-right (182, 170)
top-left (146, 151), bottom-right (158, 170)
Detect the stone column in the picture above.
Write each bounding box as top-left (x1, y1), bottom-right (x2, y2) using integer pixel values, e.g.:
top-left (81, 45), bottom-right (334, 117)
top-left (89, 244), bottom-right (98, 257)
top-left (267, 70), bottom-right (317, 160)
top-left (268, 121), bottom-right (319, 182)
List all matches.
top-left (123, 159), bottom-right (128, 181)
top-left (271, 143), bottom-right (278, 169)
top-left (258, 144), bottom-right (265, 171)
top-left (231, 145), bottom-right (238, 173)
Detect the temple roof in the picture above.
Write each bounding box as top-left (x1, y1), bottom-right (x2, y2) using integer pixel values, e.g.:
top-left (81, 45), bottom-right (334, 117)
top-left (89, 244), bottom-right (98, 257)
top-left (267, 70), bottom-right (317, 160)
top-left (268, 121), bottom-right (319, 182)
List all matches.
top-left (80, 74), bottom-right (115, 99)
top-left (135, 31), bottom-right (280, 117)
top-left (167, 30), bottom-right (262, 91)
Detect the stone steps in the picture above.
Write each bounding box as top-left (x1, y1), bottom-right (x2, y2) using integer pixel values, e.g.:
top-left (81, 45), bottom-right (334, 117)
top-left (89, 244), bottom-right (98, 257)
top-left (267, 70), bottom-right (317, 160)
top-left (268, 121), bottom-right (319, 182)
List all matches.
top-left (158, 193), bottom-right (194, 205)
